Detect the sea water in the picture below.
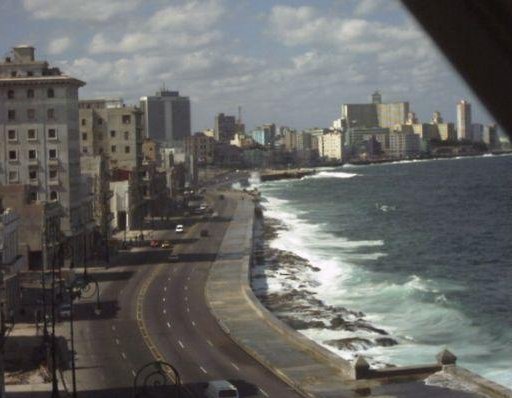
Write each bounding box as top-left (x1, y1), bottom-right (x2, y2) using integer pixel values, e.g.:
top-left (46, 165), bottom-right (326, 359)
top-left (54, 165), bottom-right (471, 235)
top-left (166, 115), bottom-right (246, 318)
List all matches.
top-left (256, 155), bottom-right (512, 388)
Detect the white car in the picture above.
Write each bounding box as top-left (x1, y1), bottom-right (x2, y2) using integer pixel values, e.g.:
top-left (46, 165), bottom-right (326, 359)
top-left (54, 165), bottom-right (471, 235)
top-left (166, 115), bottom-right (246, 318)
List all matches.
top-left (175, 224), bottom-right (184, 233)
top-left (205, 380), bottom-right (238, 398)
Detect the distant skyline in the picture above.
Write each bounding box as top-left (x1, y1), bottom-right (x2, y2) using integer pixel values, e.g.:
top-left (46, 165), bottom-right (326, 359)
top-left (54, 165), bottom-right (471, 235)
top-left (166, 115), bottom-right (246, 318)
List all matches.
top-left (1, 0), bottom-right (495, 131)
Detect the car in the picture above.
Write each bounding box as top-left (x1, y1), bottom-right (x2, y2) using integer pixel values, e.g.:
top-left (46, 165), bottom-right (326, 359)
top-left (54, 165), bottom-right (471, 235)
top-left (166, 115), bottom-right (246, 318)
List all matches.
top-left (168, 254), bottom-right (179, 262)
top-left (59, 303), bottom-right (71, 319)
top-left (175, 224), bottom-right (184, 233)
top-left (150, 240), bottom-right (159, 248)
top-left (161, 241), bottom-right (172, 249)
top-left (200, 229), bottom-right (209, 237)
top-left (204, 380), bottom-right (238, 398)
top-left (219, 194), bottom-right (225, 200)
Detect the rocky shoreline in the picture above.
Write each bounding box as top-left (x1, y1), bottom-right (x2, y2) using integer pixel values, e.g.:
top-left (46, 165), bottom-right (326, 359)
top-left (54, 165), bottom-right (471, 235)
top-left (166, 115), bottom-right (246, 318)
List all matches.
top-left (250, 214), bottom-right (398, 365)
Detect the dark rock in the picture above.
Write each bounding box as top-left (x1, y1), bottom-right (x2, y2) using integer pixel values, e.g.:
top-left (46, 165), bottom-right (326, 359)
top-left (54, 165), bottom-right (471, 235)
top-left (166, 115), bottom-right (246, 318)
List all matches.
top-left (375, 337), bottom-right (398, 347)
top-left (330, 316), bottom-right (347, 329)
top-left (280, 317), bottom-right (326, 330)
top-left (324, 338), bottom-right (374, 351)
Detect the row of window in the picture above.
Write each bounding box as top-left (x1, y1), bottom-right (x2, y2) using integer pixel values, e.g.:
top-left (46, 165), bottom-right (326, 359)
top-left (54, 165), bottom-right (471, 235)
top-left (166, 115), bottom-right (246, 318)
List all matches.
top-left (25, 190), bottom-right (59, 202)
top-left (80, 114), bottom-right (131, 126)
top-left (7, 128), bottom-right (58, 141)
top-left (81, 145), bottom-right (131, 155)
top-left (81, 131), bottom-right (131, 140)
top-left (7, 108), bottom-right (57, 121)
top-left (6, 88), bottom-right (55, 99)
top-left (7, 148), bottom-right (59, 161)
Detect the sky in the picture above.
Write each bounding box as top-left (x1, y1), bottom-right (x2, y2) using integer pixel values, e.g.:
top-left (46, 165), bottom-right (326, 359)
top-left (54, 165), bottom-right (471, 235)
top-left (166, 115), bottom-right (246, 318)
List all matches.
top-left (0, 0), bottom-right (495, 132)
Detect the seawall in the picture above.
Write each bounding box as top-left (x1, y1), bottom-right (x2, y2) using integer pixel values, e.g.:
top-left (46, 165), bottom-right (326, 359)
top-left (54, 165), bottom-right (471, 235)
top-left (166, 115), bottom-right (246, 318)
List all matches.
top-left (205, 191), bottom-right (512, 398)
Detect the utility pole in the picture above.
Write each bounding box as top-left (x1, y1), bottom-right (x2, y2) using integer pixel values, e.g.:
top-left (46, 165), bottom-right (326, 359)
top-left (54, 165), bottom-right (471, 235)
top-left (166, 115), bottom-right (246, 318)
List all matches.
top-left (41, 212), bottom-right (49, 341)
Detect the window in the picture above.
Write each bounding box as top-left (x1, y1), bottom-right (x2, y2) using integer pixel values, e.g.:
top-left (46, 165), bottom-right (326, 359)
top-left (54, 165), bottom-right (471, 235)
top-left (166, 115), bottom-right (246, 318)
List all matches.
top-left (98, 132), bottom-right (103, 140)
top-left (8, 150), bottom-right (18, 161)
top-left (29, 170), bottom-right (37, 180)
top-left (125, 146), bottom-right (130, 154)
top-left (27, 109), bottom-right (35, 119)
top-left (97, 118), bottom-right (103, 125)
top-left (122, 115), bottom-right (131, 124)
top-left (8, 170), bottom-right (18, 183)
top-left (10, 71), bottom-right (16, 77)
top-left (111, 145), bottom-right (116, 153)
top-left (110, 130), bottom-right (116, 138)
top-left (49, 169), bottom-right (57, 180)
top-left (28, 191), bottom-right (37, 202)
top-left (28, 149), bottom-right (37, 159)
top-left (83, 147), bottom-right (89, 154)
top-left (27, 71), bottom-right (33, 77)
top-left (49, 149), bottom-right (57, 159)
top-left (47, 108), bottom-right (55, 120)
top-left (48, 129), bottom-right (57, 139)
top-left (28, 129), bottom-right (37, 140)
top-left (50, 191), bottom-right (58, 201)
top-left (7, 90), bottom-right (14, 99)
top-left (124, 131), bottom-right (129, 140)
top-left (47, 88), bottom-right (55, 98)
top-left (7, 130), bottom-right (17, 141)
top-left (81, 118), bottom-right (86, 126)
top-left (8, 110), bottom-right (15, 121)
top-left (82, 132), bottom-right (87, 141)
top-left (27, 89), bottom-right (34, 98)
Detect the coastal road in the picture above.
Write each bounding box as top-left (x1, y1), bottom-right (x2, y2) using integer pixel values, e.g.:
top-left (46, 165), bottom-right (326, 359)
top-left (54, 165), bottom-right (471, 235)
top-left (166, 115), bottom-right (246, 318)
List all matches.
top-left (141, 192), bottom-right (302, 397)
top-left (66, 190), bottom-right (302, 397)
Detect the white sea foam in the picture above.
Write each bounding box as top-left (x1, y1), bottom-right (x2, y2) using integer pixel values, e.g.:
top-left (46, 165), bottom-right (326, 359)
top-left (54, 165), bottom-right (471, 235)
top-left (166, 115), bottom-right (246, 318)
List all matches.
top-left (259, 188), bottom-right (512, 388)
top-left (308, 171), bottom-right (359, 179)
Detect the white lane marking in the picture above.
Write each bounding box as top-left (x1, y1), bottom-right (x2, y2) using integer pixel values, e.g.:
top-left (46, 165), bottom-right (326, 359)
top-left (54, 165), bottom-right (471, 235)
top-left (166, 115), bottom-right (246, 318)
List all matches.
top-left (187, 276), bottom-right (190, 281)
top-left (191, 321), bottom-right (196, 326)
top-left (131, 370), bottom-right (136, 377)
top-left (168, 277), bottom-right (171, 281)
top-left (259, 388), bottom-right (269, 397)
top-left (166, 322), bottom-right (171, 328)
top-left (184, 296), bottom-right (188, 301)
top-left (115, 338), bottom-right (120, 345)
top-left (184, 286), bottom-right (188, 291)
top-left (186, 307), bottom-right (190, 313)
top-left (231, 362), bottom-right (240, 371)
top-left (199, 366), bottom-right (208, 374)
top-left (162, 297), bottom-right (166, 302)
top-left (178, 340), bottom-right (184, 349)
top-left (163, 309), bottom-right (167, 314)
top-left (164, 286), bottom-right (167, 292)
top-left (121, 352), bottom-right (127, 359)
top-left (206, 339), bottom-right (213, 347)
top-left (111, 325), bottom-right (116, 331)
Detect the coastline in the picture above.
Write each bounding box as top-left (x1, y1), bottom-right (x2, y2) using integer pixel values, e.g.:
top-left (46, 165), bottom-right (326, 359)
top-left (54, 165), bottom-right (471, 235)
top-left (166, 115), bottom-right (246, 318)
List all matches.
top-left (250, 214), bottom-right (399, 366)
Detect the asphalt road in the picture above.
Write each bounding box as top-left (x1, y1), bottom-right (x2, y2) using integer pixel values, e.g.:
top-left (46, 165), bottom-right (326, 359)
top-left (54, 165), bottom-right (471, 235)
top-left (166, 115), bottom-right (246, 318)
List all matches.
top-left (67, 186), bottom-right (301, 397)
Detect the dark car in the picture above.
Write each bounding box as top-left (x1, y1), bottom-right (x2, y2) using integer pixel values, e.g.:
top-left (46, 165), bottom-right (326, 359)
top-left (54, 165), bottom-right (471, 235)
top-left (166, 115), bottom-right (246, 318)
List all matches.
top-left (200, 229), bottom-right (209, 237)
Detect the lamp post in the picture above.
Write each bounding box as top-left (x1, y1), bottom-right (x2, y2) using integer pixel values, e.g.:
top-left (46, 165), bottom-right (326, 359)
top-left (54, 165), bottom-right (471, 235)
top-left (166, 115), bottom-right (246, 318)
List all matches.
top-left (66, 274), bottom-right (100, 398)
top-left (133, 361), bottom-right (181, 398)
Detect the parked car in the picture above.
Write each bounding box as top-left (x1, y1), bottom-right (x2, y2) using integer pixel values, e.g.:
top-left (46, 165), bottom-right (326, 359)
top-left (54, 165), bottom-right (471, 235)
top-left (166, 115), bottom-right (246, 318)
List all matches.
top-left (204, 380), bottom-right (238, 398)
top-left (168, 254), bottom-right (179, 262)
top-left (150, 240), bottom-right (159, 248)
top-left (59, 304), bottom-right (71, 319)
top-left (161, 241), bottom-right (172, 249)
top-left (200, 229), bottom-right (209, 237)
top-left (175, 224), bottom-right (184, 233)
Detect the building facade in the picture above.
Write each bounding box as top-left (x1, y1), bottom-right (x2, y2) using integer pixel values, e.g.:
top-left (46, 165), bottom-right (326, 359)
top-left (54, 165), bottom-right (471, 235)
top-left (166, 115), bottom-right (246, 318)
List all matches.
top-left (214, 113), bottom-right (236, 143)
top-left (140, 90), bottom-right (191, 145)
top-left (457, 100), bottom-right (472, 141)
top-left (318, 132), bottom-right (344, 161)
top-left (184, 133), bottom-right (215, 165)
top-left (0, 45), bottom-right (87, 266)
top-left (389, 132), bottom-right (421, 158)
top-left (79, 99), bottom-right (143, 171)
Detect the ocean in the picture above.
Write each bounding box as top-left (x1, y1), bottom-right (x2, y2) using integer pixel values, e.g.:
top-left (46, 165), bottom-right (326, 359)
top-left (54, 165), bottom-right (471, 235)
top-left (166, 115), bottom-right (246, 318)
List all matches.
top-left (251, 154), bottom-right (512, 388)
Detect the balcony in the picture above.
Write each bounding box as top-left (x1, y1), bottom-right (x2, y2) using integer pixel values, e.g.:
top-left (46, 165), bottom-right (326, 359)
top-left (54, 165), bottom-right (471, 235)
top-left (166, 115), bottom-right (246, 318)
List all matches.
top-left (28, 158), bottom-right (38, 166)
top-left (48, 179), bottom-right (60, 187)
top-left (48, 158), bottom-right (59, 166)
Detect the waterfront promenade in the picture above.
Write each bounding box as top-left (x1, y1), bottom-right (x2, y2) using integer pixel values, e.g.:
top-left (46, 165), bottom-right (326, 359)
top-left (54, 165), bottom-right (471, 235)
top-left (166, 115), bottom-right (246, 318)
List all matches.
top-left (205, 191), bottom-right (511, 398)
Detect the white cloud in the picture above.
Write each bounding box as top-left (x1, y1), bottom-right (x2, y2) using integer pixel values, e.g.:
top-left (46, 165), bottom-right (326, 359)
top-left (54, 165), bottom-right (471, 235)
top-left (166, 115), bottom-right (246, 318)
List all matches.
top-left (353, 0), bottom-right (399, 16)
top-left (47, 37), bottom-right (71, 54)
top-left (149, 0), bottom-right (225, 32)
top-left (23, 0), bottom-right (142, 22)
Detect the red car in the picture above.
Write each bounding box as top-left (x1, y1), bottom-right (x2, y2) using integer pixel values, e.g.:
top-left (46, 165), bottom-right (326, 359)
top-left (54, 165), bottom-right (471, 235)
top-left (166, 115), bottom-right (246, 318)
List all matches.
top-left (150, 240), bottom-right (159, 248)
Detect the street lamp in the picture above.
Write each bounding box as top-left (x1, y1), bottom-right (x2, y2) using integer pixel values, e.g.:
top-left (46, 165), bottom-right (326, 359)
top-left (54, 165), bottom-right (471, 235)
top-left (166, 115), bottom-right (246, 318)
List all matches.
top-left (133, 361), bottom-right (181, 398)
top-left (66, 274), bottom-right (101, 398)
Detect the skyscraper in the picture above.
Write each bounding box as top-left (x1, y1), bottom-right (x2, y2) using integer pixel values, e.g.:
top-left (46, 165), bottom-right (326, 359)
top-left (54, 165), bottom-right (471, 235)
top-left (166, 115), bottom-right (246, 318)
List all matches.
top-left (140, 89), bottom-right (191, 145)
top-left (457, 100), bottom-right (472, 141)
